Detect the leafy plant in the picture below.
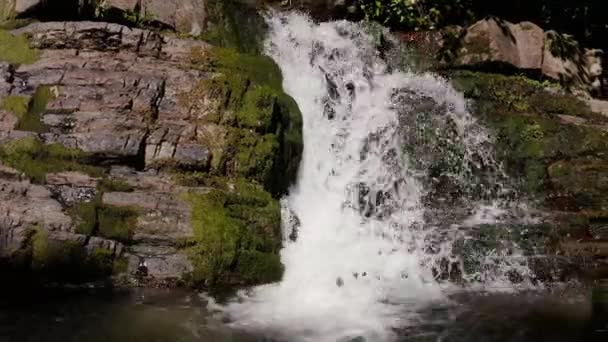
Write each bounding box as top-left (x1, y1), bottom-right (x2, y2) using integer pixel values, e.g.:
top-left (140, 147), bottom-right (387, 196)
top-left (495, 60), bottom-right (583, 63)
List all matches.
top-left (359, 0), bottom-right (473, 31)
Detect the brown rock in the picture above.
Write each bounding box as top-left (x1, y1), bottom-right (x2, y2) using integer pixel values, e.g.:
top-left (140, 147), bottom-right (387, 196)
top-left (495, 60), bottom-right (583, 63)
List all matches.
top-left (454, 18), bottom-right (544, 71)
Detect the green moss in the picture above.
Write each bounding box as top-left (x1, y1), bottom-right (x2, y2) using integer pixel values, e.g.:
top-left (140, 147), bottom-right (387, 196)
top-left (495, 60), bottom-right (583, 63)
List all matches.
top-left (15, 85), bottom-right (55, 133)
top-left (98, 178), bottom-right (134, 193)
top-left (548, 159), bottom-right (608, 211)
top-left (69, 195), bottom-right (138, 243)
top-left (1, 95), bottom-right (28, 117)
top-left (88, 248), bottom-right (116, 275)
top-left (235, 250), bottom-right (283, 284)
top-left (236, 85), bottom-right (276, 130)
top-left (98, 205), bottom-right (138, 242)
top-left (112, 256), bottom-right (129, 275)
top-left (184, 46), bottom-right (302, 196)
top-left (70, 200), bottom-right (98, 236)
top-left (0, 29), bottom-right (40, 65)
top-left (29, 227), bottom-right (115, 282)
top-left (450, 70), bottom-right (608, 203)
top-left (188, 47), bottom-right (284, 91)
top-left (198, 0), bottom-right (266, 54)
top-left (182, 179), bottom-right (282, 287)
top-left (231, 130), bottom-right (278, 180)
top-left (0, 137), bottom-right (104, 183)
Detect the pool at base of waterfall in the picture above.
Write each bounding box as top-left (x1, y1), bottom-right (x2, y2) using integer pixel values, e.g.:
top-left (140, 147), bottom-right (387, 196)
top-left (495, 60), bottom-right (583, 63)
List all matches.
top-left (1, 287), bottom-right (606, 342)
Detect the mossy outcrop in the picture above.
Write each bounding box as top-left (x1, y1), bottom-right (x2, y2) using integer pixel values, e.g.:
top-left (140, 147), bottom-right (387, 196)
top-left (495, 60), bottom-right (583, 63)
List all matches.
top-left (180, 178), bottom-right (283, 287)
top-left (0, 137), bottom-right (104, 183)
top-left (183, 46), bottom-right (302, 196)
top-left (450, 71), bottom-right (608, 204)
top-left (448, 70), bottom-right (608, 280)
top-left (2, 226), bottom-right (123, 287)
top-left (0, 18), bottom-right (300, 290)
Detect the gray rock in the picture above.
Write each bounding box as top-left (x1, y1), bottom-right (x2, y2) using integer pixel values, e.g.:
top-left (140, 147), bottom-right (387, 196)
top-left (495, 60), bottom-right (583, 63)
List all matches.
top-left (101, 0), bottom-right (206, 35)
top-left (126, 245), bottom-right (193, 279)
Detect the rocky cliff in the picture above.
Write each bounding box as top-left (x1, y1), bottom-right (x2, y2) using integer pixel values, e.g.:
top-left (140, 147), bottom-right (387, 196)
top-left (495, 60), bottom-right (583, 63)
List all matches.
top-left (0, 19), bottom-right (302, 289)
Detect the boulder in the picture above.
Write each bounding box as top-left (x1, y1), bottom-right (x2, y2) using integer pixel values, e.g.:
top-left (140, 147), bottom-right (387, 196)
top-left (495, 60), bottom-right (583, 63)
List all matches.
top-left (453, 18), bottom-right (544, 71)
top-left (542, 31), bottom-right (604, 96)
top-left (447, 18), bottom-right (604, 96)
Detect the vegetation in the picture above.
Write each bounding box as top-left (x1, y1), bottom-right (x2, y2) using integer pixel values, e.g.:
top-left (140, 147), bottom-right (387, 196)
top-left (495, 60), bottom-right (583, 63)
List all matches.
top-left (0, 137), bottom-right (104, 183)
top-left (0, 29), bottom-right (39, 64)
top-left (358, 0), bottom-right (607, 48)
top-left (360, 0), bottom-right (472, 31)
top-left (181, 178), bottom-right (283, 287)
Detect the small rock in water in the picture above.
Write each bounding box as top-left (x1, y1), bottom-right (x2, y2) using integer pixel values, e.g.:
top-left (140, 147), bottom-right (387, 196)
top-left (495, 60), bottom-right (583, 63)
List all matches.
top-left (346, 82), bottom-right (355, 98)
top-left (336, 277), bottom-right (344, 287)
top-left (362, 272), bottom-right (367, 277)
top-left (353, 272), bottom-right (359, 279)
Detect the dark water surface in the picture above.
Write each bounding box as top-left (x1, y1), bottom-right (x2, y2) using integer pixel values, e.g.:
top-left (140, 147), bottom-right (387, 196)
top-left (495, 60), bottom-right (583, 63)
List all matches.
top-left (0, 285), bottom-right (606, 342)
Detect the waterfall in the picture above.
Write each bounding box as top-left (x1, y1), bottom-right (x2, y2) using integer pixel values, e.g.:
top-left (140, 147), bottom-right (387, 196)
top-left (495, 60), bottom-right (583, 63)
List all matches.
top-left (221, 11), bottom-right (536, 342)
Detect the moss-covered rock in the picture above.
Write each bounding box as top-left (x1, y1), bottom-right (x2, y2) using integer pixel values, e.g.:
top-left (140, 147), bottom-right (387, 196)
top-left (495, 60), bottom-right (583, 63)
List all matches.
top-left (183, 46), bottom-right (302, 196)
top-left (449, 71), bottom-right (608, 205)
top-left (548, 159), bottom-right (608, 212)
top-left (69, 191), bottom-right (139, 244)
top-left (0, 29), bottom-right (39, 64)
top-left (3, 226), bottom-right (121, 284)
top-left (1, 85), bottom-right (57, 133)
top-left (199, 0), bottom-right (267, 54)
top-left (0, 95), bottom-right (29, 117)
top-left (15, 85), bottom-right (55, 132)
top-left (0, 137), bottom-right (104, 183)
top-left (181, 178), bottom-right (283, 287)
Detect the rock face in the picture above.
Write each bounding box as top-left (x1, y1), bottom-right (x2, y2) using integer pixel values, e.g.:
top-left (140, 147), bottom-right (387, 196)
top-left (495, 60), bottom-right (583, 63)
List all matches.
top-left (447, 18), bottom-right (603, 96)
top-left (449, 70), bottom-right (608, 280)
top-left (453, 18), bottom-right (544, 70)
top-left (0, 21), bottom-right (301, 288)
top-left (100, 0), bottom-right (206, 35)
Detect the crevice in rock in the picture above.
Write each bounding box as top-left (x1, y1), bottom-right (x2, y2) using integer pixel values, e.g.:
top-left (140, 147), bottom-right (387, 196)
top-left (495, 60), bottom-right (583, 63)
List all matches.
top-left (16, 0), bottom-right (98, 22)
top-left (150, 78), bottom-right (166, 122)
top-left (133, 129), bottom-right (149, 171)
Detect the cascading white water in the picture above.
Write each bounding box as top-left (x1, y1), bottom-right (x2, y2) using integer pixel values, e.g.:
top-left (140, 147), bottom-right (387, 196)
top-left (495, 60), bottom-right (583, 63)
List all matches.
top-left (221, 11), bottom-right (536, 341)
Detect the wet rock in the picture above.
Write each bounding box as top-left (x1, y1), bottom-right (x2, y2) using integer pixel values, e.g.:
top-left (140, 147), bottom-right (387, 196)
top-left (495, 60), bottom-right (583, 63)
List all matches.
top-left (336, 276), bottom-right (344, 287)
